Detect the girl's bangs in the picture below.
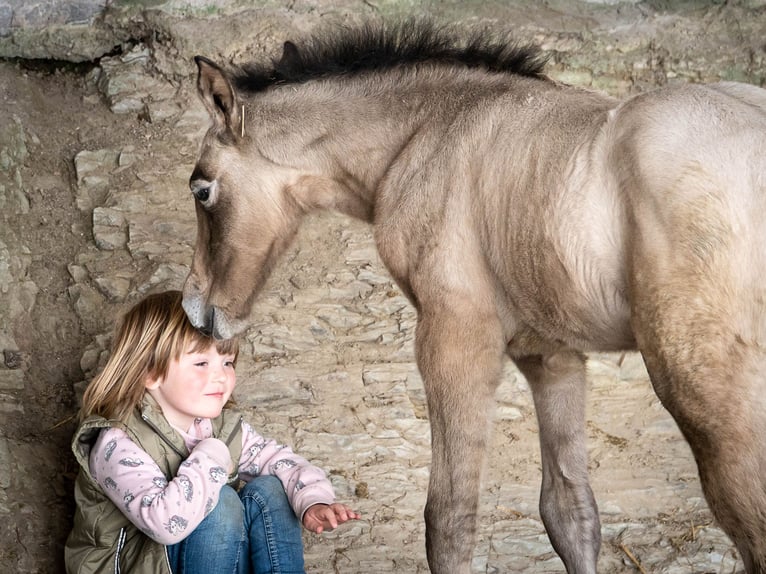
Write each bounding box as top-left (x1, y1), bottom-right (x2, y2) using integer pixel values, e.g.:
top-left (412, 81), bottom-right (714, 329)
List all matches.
top-left (180, 321), bottom-right (239, 359)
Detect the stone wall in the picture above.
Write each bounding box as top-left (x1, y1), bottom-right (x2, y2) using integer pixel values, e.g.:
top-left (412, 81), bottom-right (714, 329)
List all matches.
top-left (0, 0), bottom-right (117, 61)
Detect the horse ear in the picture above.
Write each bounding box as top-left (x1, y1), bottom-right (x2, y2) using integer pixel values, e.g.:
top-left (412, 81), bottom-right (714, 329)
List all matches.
top-left (278, 41), bottom-right (301, 68)
top-left (194, 55), bottom-right (241, 140)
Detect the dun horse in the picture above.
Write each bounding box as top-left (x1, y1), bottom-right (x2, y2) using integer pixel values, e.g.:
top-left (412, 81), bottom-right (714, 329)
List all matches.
top-left (182, 22), bottom-right (766, 573)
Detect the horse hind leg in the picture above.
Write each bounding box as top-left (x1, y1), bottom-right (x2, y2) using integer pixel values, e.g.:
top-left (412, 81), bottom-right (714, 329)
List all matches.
top-left (515, 352), bottom-right (600, 574)
top-left (632, 262), bottom-right (766, 572)
top-left (639, 331), bottom-right (766, 572)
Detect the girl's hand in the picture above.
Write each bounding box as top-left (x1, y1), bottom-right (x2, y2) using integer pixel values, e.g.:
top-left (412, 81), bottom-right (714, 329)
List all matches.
top-left (302, 503), bottom-right (360, 534)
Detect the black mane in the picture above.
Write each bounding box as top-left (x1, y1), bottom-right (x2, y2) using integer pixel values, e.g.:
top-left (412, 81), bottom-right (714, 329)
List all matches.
top-left (232, 20), bottom-right (548, 93)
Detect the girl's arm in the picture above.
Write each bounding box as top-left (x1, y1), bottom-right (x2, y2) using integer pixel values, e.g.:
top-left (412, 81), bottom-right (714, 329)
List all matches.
top-left (89, 427), bottom-right (232, 545)
top-left (238, 421), bottom-right (336, 520)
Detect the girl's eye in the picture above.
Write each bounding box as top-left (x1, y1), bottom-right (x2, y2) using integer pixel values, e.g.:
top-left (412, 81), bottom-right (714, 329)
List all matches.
top-left (194, 362), bottom-right (208, 367)
top-left (224, 360), bottom-right (236, 368)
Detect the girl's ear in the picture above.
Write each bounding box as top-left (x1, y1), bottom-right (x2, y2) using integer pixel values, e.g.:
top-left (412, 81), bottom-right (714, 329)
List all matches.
top-left (145, 373), bottom-right (162, 390)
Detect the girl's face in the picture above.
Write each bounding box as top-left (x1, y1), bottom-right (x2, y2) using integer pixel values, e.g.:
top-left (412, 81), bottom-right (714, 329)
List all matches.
top-left (145, 344), bottom-right (237, 430)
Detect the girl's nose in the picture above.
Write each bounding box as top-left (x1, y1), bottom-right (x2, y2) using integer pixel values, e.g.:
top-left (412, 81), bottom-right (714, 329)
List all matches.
top-left (210, 365), bottom-right (227, 382)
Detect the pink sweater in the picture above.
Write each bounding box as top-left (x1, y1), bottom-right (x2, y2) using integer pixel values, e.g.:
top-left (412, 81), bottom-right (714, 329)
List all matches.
top-left (89, 418), bottom-right (335, 545)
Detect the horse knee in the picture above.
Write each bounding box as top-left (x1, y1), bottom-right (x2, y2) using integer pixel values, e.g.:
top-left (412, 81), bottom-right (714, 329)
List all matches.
top-left (424, 488), bottom-right (478, 535)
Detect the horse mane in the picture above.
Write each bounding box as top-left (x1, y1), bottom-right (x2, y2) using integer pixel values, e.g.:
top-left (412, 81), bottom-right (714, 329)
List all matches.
top-left (232, 20), bottom-right (549, 93)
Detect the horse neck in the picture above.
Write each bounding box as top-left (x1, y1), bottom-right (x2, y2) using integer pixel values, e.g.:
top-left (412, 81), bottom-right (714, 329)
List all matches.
top-left (253, 72), bottom-right (450, 222)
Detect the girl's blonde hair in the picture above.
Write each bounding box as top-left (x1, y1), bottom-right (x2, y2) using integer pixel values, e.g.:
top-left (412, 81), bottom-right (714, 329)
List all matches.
top-left (80, 290), bottom-right (239, 423)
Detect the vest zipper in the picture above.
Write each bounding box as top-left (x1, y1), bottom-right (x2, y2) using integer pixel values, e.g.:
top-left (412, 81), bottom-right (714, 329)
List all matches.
top-left (114, 527), bottom-right (126, 574)
top-left (224, 415), bottom-right (244, 483)
top-left (163, 544), bottom-right (172, 572)
top-left (141, 413), bottom-right (187, 458)
top-left (225, 415), bottom-right (244, 447)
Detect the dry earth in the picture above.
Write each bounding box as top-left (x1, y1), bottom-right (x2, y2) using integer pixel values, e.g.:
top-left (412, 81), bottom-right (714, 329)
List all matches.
top-left (0, 1), bottom-right (765, 573)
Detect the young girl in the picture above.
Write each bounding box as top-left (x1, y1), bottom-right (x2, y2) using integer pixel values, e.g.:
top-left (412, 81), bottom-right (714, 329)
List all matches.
top-left (65, 290), bottom-right (359, 574)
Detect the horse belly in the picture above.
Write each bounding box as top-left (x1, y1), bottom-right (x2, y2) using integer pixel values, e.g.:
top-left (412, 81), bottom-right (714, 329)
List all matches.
top-left (552, 220), bottom-right (634, 351)
top-left (514, 143), bottom-right (634, 352)
top-left (500, 238), bottom-right (635, 356)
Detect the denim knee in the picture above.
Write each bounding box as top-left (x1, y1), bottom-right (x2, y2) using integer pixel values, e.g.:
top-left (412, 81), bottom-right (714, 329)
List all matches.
top-left (202, 484), bottom-right (246, 534)
top-left (240, 475), bottom-right (291, 513)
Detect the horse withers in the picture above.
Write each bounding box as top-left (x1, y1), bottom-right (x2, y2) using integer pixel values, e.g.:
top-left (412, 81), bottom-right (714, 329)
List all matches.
top-left (181, 22), bottom-right (766, 573)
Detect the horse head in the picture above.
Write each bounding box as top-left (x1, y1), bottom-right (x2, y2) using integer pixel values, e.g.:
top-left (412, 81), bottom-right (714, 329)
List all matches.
top-left (182, 56), bottom-right (303, 340)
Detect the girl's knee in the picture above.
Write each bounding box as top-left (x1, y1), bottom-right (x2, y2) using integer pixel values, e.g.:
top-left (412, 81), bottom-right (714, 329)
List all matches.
top-left (241, 475), bottom-right (289, 505)
top-left (201, 485), bottom-right (245, 532)
top-left (240, 476), bottom-right (298, 524)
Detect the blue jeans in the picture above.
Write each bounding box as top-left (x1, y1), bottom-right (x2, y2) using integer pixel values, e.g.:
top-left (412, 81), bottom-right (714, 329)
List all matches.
top-left (166, 475), bottom-right (305, 574)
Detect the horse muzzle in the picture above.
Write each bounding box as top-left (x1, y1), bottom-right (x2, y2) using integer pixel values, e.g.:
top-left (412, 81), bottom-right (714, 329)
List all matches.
top-left (181, 293), bottom-right (238, 340)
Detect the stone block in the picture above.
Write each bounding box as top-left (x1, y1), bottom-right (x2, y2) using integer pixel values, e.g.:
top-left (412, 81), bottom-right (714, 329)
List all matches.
top-left (0, 369), bottom-right (23, 390)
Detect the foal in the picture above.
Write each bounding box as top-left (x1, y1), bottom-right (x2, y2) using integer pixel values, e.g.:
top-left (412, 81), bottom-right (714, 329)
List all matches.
top-left (181, 22), bottom-right (766, 573)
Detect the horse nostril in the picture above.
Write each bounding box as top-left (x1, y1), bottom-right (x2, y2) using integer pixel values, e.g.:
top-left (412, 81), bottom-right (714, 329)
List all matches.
top-left (197, 306), bottom-right (215, 336)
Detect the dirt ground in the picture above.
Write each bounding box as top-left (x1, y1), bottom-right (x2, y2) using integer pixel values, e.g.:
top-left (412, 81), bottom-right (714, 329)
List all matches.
top-left (0, 1), bottom-right (765, 573)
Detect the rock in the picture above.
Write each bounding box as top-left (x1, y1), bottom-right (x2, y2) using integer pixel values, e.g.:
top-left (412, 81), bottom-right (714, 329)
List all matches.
top-left (2, 350), bottom-right (19, 368)
top-left (0, 369), bottom-right (23, 390)
top-left (67, 264), bottom-right (89, 283)
top-left (137, 262), bottom-right (189, 293)
top-left (0, 0), bottom-right (125, 62)
top-left (94, 273), bottom-right (131, 301)
top-left (0, 115), bottom-right (29, 214)
top-left (97, 44), bottom-right (177, 115)
top-left (0, 392), bottom-right (22, 414)
top-left (0, 438), bottom-right (10, 489)
top-left (619, 352), bottom-right (648, 380)
top-left (68, 283), bottom-right (105, 332)
top-left (0, 238), bottom-right (38, 320)
top-left (73, 149), bottom-right (119, 211)
top-left (126, 212), bottom-right (196, 261)
top-left (92, 207), bottom-right (127, 250)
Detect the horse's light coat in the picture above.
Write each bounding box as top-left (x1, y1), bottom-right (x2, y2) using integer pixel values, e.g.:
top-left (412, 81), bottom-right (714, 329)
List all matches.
top-left (183, 25), bottom-right (766, 574)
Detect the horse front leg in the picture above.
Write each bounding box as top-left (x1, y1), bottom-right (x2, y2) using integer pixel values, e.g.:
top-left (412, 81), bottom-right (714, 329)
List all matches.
top-left (415, 308), bottom-right (505, 574)
top-left (515, 352), bottom-right (600, 574)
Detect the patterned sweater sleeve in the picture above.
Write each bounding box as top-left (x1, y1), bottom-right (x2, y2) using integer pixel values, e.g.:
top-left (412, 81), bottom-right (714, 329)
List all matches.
top-left (89, 427), bottom-right (233, 545)
top-left (238, 421), bottom-right (336, 520)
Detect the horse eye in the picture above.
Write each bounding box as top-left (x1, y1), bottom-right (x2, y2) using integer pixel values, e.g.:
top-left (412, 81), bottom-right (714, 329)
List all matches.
top-left (190, 179), bottom-right (217, 206)
top-left (194, 187), bottom-right (210, 202)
